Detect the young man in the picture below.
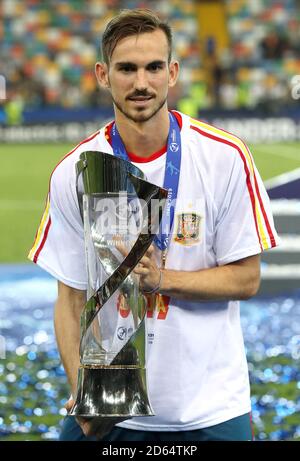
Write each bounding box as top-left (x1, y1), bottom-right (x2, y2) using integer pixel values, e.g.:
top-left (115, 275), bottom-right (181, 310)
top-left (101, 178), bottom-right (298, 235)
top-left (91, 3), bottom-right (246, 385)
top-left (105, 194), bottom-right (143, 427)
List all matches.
top-left (29, 9), bottom-right (279, 441)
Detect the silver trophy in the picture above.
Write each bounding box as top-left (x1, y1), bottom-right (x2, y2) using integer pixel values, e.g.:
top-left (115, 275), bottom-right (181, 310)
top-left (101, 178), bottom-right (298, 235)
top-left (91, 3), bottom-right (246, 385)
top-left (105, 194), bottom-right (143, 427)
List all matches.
top-left (70, 151), bottom-right (167, 418)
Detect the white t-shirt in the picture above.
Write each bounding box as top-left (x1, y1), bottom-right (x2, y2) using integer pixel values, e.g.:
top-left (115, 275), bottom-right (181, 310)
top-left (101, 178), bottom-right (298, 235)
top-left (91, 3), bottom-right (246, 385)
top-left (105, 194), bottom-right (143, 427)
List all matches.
top-left (29, 111), bottom-right (279, 431)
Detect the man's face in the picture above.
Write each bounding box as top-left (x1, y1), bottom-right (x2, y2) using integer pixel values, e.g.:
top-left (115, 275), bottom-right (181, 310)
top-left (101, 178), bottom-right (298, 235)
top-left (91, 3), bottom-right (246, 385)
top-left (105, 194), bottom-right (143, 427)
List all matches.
top-left (97, 29), bottom-right (178, 123)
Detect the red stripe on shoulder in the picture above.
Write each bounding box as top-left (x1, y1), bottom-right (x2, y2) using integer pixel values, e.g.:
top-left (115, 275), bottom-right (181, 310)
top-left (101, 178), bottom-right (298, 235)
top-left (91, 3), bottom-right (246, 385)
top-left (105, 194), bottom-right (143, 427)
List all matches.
top-left (190, 124), bottom-right (263, 251)
top-left (244, 144), bottom-right (276, 247)
top-left (191, 123), bottom-right (276, 248)
top-left (191, 120), bottom-right (276, 247)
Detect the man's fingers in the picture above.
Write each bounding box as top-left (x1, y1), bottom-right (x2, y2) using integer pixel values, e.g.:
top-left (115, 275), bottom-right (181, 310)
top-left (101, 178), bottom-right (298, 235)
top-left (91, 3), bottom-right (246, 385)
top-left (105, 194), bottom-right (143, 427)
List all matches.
top-left (65, 398), bottom-right (75, 412)
top-left (81, 421), bottom-right (94, 436)
top-left (76, 417), bottom-right (96, 437)
top-left (77, 416), bottom-right (130, 439)
top-left (145, 245), bottom-right (154, 257)
top-left (134, 266), bottom-right (149, 275)
top-left (114, 240), bottom-right (154, 266)
top-left (81, 419), bottom-right (113, 438)
top-left (137, 255), bottom-right (151, 267)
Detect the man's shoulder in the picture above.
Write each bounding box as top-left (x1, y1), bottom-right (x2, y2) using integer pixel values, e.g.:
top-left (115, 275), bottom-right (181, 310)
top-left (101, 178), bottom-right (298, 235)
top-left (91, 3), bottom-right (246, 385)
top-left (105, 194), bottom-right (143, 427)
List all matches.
top-left (188, 115), bottom-right (249, 154)
top-left (175, 113), bottom-right (258, 186)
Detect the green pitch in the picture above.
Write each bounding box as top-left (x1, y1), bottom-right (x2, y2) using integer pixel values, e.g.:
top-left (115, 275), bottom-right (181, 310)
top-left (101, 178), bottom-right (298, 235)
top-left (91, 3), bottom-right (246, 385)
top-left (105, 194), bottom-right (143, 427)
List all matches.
top-left (0, 142), bottom-right (299, 263)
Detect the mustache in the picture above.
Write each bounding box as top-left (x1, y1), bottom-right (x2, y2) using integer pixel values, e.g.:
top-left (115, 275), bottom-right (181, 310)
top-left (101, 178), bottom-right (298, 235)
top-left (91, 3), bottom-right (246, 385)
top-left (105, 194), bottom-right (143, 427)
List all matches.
top-left (127, 90), bottom-right (154, 99)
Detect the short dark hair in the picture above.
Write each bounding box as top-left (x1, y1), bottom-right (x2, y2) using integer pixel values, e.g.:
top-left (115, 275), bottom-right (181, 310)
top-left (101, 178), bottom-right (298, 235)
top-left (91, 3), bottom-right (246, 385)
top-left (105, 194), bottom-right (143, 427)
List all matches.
top-left (101, 9), bottom-right (173, 65)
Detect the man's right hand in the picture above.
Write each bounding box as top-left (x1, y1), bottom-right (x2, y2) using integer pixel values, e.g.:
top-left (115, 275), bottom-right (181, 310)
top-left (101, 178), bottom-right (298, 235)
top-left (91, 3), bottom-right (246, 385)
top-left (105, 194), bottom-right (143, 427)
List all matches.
top-left (65, 398), bottom-right (129, 440)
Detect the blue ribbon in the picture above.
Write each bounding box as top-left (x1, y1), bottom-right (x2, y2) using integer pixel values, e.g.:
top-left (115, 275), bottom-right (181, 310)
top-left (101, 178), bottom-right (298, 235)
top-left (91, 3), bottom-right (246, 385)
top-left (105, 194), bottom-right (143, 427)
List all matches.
top-left (111, 112), bottom-right (181, 253)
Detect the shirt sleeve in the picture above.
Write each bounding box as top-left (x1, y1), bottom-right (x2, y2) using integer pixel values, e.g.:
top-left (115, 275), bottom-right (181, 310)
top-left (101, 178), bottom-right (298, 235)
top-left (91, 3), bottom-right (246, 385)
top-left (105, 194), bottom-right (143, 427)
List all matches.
top-left (28, 157), bottom-right (87, 290)
top-left (214, 145), bottom-right (280, 266)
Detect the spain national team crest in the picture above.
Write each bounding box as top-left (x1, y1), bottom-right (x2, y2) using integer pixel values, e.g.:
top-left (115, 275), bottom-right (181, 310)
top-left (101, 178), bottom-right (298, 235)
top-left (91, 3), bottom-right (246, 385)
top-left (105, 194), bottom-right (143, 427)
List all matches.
top-left (174, 212), bottom-right (201, 245)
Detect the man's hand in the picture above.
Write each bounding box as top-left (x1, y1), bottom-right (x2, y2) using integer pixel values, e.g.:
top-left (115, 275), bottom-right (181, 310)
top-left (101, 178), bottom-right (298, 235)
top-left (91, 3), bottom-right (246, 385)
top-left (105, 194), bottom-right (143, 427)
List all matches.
top-left (65, 398), bottom-right (129, 440)
top-left (133, 245), bottom-right (162, 293)
top-left (114, 239), bottom-right (162, 294)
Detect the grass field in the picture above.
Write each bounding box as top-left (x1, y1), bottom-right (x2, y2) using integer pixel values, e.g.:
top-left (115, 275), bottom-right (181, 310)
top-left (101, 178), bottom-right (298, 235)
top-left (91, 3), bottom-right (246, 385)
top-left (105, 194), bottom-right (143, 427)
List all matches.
top-left (0, 142), bottom-right (299, 263)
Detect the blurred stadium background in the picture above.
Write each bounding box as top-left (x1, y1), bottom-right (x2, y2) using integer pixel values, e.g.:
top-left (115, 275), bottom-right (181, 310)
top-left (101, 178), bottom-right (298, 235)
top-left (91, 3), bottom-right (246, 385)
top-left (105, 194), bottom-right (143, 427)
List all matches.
top-left (0, 0), bottom-right (299, 441)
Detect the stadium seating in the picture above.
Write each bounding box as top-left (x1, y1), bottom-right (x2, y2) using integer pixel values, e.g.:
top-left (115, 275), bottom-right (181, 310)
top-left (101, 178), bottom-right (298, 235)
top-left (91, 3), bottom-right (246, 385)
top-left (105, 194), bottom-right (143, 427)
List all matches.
top-left (223, 0), bottom-right (300, 111)
top-left (0, 0), bottom-right (201, 118)
top-left (0, 0), bottom-right (299, 123)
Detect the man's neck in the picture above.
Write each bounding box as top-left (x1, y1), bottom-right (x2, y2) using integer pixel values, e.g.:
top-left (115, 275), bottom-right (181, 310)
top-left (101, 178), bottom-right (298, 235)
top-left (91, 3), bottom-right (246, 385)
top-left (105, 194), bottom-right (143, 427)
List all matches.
top-left (114, 109), bottom-right (170, 158)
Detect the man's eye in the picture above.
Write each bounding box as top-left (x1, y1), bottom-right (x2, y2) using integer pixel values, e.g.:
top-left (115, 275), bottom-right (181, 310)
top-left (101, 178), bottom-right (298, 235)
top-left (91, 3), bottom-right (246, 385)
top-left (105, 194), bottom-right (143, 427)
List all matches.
top-left (120, 66), bottom-right (134, 72)
top-left (148, 64), bottom-right (162, 72)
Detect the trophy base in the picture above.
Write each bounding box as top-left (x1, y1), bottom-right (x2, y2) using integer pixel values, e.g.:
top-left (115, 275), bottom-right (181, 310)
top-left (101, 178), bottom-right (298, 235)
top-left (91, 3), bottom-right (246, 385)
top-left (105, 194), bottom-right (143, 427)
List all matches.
top-left (70, 365), bottom-right (154, 417)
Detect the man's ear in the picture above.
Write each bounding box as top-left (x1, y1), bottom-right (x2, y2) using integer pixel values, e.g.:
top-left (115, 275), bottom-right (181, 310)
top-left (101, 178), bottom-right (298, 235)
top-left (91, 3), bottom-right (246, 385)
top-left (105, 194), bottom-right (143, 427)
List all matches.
top-left (168, 60), bottom-right (179, 88)
top-left (95, 62), bottom-right (110, 89)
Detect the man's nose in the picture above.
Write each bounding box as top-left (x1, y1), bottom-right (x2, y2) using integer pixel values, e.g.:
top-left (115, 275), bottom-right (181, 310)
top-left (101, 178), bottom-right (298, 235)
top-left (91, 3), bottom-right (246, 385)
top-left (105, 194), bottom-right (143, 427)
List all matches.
top-left (134, 69), bottom-right (148, 91)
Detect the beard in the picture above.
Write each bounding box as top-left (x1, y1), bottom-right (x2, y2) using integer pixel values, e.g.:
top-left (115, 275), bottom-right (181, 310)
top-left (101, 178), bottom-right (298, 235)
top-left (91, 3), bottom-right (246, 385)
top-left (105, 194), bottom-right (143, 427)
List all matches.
top-left (111, 94), bottom-right (168, 123)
